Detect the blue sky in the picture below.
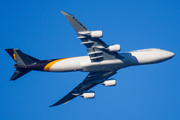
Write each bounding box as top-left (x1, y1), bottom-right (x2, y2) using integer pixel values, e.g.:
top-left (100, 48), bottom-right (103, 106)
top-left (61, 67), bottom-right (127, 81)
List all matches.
top-left (0, 0), bottom-right (180, 119)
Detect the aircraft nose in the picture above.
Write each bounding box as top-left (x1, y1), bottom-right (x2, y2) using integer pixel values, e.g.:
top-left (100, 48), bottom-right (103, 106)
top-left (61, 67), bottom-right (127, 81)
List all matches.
top-left (165, 51), bottom-right (175, 59)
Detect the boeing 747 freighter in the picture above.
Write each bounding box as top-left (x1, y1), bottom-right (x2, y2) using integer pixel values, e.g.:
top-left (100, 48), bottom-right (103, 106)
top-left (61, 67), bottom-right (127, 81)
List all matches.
top-left (5, 11), bottom-right (175, 107)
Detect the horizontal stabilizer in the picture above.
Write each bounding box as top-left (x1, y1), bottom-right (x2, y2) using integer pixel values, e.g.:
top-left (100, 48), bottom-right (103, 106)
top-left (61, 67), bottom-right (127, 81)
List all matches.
top-left (10, 69), bottom-right (31, 80)
top-left (5, 49), bottom-right (38, 80)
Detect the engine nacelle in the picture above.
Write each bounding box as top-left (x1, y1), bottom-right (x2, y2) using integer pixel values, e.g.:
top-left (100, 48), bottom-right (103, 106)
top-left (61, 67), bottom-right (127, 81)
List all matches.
top-left (90, 30), bottom-right (103, 38)
top-left (101, 79), bottom-right (116, 86)
top-left (78, 30), bottom-right (103, 38)
top-left (80, 91), bottom-right (95, 99)
top-left (107, 44), bottom-right (121, 52)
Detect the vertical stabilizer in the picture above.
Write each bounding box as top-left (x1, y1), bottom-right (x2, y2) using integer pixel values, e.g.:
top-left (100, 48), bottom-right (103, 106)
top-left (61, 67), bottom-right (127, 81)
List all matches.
top-left (13, 49), bottom-right (35, 65)
top-left (5, 49), bottom-right (39, 65)
top-left (5, 49), bottom-right (39, 80)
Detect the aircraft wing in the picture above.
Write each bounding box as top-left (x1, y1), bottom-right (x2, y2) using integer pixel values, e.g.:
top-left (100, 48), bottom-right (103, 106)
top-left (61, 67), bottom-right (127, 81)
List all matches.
top-left (49, 71), bottom-right (116, 107)
top-left (61, 11), bottom-right (123, 62)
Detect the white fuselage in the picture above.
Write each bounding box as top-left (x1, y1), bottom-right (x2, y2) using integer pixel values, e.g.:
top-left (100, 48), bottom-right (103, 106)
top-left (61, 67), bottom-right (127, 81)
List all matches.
top-left (48, 48), bottom-right (174, 72)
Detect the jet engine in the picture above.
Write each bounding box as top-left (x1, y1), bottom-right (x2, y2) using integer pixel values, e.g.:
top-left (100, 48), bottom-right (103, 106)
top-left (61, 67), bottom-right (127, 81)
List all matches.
top-left (90, 30), bottom-right (103, 38)
top-left (78, 30), bottom-right (103, 38)
top-left (80, 91), bottom-right (95, 99)
top-left (101, 79), bottom-right (116, 86)
top-left (107, 44), bottom-right (121, 52)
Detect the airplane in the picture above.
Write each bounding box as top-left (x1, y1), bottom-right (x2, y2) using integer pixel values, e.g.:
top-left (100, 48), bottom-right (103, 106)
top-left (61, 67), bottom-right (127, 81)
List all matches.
top-left (5, 11), bottom-right (175, 107)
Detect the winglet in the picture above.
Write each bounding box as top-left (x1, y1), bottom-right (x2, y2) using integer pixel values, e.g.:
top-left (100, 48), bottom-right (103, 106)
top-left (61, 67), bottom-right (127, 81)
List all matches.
top-left (60, 10), bottom-right (89, 33)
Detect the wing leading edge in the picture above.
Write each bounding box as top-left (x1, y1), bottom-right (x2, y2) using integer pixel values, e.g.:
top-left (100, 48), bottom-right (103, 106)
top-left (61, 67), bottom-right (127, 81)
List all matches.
top-left (50, 71), bottom-right (116, 107)
top-left (50, 11), bottom-right (119, 107)
top-left (61, 11), bottom-right (123, 62)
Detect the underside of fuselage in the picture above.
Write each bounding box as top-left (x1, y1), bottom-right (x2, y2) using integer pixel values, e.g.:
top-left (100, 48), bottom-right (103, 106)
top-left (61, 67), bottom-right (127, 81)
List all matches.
top-left (8, 48), bottom-right (174, 81)
top-left (18, 48), bottom-right (174, 73)
top-left (33, 56), bottom-right (128, 72)
top-left (10, 48), bottom-right (174, 76)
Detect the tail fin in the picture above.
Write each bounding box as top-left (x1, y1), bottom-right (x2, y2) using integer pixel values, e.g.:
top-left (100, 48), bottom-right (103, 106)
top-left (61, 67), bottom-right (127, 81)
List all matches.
top-left (5, 49), bottom-right (39, 80)
top-left (5, 49), bottom-right (39, 65)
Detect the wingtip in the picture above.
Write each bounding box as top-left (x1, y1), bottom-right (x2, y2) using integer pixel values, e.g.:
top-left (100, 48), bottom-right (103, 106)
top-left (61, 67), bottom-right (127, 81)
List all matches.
top-left (60, 10), bottom-right (66, 14)
top-left (49, 103), bottom-right (61, 107)
top-left (49, 105), bottom-right (54, 107)
top-left (10, 79), bottom-right (16, 81)
top-left (49, 100), bottom-right (71, 107)
top-left (60, 10), bottom-right (73, 16)
top-left (49, 102), bottom-right (61, 107)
